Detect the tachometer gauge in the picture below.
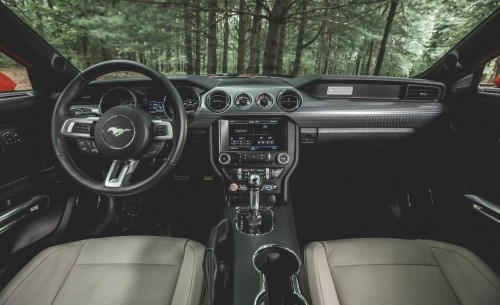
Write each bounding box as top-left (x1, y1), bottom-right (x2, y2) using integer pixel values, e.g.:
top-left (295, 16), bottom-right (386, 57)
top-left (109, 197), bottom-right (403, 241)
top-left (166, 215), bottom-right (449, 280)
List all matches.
top-left (99, 87), bottom-right (137, 113)
top-left (121, 98), bottom-right (136, 107)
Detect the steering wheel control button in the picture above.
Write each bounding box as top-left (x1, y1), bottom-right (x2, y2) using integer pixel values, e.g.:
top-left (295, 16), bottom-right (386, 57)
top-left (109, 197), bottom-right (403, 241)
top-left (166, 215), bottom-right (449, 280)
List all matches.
top-left (219, 152), bottom-right (231, 164)
top-left (229, 183), bottom-right (239, 192)
top-left (102, 115), bottom-right (136, 149)
top-left (276, 153), bottom-right (290, 165)
top-left (71, 122), bottom-right (92, 134)
top-left (154, 124), bottom-right (168, 136)
top-left (143, 142), bottom-right (165, 158)
top-left (77, 139), bottom-right (100, 154)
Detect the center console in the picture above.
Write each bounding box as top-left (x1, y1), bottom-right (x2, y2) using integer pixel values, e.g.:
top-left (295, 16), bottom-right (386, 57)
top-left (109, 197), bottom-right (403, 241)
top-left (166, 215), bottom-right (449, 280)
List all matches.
top-left (209, 118), bottom-right (307, 305)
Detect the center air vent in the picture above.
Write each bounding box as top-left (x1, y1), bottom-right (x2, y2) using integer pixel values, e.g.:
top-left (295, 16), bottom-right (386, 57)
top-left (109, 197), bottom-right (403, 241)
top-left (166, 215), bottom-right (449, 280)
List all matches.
top-left (277, 90), bottom-right (302, 112)
top-left (206, 90), bottom-right (231, 112)
top-left (406, 85), bottom-right (440, 102)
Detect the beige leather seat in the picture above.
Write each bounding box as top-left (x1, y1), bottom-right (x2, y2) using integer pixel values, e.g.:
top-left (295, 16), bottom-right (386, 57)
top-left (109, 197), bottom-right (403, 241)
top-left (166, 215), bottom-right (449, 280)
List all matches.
top-left (305, 238), bottom-right (500, 305)
top-left (0, 236), bottom-right (205, 305)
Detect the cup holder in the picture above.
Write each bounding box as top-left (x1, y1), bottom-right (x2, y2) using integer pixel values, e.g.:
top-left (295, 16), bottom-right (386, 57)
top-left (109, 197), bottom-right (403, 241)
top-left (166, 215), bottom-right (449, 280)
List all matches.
top-left (253, 245), bottom-right (308, 305)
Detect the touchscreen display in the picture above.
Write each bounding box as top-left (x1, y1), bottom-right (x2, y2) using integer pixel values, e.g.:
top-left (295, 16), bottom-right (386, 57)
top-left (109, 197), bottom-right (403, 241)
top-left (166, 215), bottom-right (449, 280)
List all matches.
top-left (228, 119), bottom-right (284, 151)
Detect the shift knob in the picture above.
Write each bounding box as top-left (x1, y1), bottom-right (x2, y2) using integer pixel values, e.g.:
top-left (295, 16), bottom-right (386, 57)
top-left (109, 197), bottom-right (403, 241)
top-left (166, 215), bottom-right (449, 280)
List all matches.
top-left (248, 174), bottom-right (262, 188)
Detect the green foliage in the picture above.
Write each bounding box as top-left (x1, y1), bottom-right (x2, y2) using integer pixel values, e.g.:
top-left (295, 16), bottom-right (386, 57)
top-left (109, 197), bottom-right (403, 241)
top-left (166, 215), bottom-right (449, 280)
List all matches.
top-left (4, 0), bottom-right (499, 77)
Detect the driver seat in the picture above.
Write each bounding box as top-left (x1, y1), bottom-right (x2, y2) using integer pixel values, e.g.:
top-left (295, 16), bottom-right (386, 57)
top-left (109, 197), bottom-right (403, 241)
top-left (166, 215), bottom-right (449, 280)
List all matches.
top-left (0, 236), bottom-right (205, 305)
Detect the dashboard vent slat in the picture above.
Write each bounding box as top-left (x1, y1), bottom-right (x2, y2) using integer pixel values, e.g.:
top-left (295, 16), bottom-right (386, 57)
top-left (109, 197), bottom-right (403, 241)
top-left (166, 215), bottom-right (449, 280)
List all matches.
top-left (206, 90), bottom-right (231, 112)
top-left (406, 85), bottom-right (440, 101)
top-left (277, 90), bottom-right (302, 112)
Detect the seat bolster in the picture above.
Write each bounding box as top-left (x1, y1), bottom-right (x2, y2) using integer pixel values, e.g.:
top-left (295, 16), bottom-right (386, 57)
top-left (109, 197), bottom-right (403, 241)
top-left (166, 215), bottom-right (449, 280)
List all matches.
top-left (425, 240), bottom-right (500, 305)
top-left (0, 240), bottom-right (87, 305)
top-left (171, 240), bottom-right (205, 305)
top-left (304, 242), bottom-right (340, 305)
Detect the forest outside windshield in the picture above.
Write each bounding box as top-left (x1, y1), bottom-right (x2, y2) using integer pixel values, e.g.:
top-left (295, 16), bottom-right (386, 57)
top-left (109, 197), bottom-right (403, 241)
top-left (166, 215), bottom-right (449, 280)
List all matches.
top-left (3, 0), bottom-right (499, 77)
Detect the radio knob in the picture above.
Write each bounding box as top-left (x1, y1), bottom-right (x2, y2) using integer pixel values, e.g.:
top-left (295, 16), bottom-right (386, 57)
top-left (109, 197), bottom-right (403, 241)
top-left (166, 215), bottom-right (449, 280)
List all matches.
top-left (219, 153), bottom-right (231, 165)
top-left (276, 153), bottom-right (289, 165)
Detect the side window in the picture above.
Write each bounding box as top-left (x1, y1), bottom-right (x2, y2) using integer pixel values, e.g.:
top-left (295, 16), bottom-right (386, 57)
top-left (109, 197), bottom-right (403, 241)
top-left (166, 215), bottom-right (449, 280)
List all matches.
top-left (0, 52), bottom-right (32, 93)
top-left (479, 56), bottom-right (500, 90)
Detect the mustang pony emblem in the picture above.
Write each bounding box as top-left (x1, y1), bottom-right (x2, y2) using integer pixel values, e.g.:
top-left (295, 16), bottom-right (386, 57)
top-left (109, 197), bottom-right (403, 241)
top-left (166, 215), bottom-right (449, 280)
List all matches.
top-left (107, 127), bottom-right (132, 137)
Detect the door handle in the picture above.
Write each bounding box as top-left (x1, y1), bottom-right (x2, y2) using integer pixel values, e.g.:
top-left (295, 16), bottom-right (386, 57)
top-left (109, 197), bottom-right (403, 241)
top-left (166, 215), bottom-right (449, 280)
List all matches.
top-left (0, 195), bottom-right (49, 234)
top-left (465, 194), bottom-right (500, 224)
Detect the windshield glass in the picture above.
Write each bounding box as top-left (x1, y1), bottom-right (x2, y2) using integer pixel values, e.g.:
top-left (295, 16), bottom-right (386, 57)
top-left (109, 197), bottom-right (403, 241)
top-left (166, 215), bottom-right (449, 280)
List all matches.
top-left (4, 0), bottom-right (499, 77)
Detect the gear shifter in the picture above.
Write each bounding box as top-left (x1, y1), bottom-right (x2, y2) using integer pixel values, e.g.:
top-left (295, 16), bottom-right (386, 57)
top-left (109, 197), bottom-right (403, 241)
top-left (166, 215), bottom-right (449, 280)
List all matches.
top-left (248, 174), bottom-right (262, 215)
top-left (247, 174), bottom-right (263, 233)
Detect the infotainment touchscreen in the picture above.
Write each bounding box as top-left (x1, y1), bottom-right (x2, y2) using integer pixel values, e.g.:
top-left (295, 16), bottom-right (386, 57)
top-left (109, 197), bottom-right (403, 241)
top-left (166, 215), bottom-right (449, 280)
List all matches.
top-left (227, 119), bottom-right (285, 151)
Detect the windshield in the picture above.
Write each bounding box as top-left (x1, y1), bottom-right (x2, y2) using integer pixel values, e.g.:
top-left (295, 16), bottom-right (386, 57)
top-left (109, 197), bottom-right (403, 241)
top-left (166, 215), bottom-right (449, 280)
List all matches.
top-left (4, 0), bottom-right (499, 77)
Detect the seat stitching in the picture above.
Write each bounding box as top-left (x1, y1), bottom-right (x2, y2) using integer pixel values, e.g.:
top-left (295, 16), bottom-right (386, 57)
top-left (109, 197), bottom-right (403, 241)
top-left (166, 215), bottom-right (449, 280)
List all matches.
top-left (185, 242), bottom-right (197, 305)
top-left (428, 244), bottom-right (500, 294)
top-left (424, 241), bottom-right (463, 305)
top-left (313, 243), bottom-right (326, 305)
top-left (320, 241), bottom-right (341, 305)
top-left (51, 239), bottom-right (89, 305)
top-left (332, 263), bottom-right (440, 267)
top-left (74, 263), bottom-right (182, 266)
top-left (1, 242), bottom-right (86, 305)
top-left (171, 239), bottom-right (189, 305)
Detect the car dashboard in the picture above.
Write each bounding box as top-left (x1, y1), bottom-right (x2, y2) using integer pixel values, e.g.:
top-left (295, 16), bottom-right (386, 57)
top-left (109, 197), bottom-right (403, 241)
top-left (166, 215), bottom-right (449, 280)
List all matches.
top-left (70, 75), bottom-right (446, 130)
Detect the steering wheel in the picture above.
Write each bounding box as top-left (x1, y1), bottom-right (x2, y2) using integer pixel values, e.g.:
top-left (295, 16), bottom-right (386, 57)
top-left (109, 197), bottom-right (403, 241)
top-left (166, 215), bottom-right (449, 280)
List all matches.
top-left (51, 60), bottom-right (187, 196)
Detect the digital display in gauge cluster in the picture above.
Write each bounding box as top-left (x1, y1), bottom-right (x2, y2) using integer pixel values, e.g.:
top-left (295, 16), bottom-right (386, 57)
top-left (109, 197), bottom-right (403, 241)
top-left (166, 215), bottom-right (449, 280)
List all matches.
top-left (145, 100), bottom-right (165, 115)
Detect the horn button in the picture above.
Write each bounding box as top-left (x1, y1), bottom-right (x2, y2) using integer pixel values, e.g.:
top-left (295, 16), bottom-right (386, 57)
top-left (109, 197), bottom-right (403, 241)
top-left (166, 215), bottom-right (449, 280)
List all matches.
top-left (94, 106), bottom-right (153, 160)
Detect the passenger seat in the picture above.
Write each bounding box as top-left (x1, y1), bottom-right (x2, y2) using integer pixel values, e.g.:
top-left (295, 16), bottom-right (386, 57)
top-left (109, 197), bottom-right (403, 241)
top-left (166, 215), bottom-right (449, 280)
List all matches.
top-left (304, 238), bottom-right (500, 305)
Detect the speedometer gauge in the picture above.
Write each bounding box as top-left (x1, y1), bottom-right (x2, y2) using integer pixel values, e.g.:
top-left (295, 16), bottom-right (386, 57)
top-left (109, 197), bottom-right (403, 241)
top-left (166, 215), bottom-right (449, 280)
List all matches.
top-left (162, 86), bottom-right (201, 119)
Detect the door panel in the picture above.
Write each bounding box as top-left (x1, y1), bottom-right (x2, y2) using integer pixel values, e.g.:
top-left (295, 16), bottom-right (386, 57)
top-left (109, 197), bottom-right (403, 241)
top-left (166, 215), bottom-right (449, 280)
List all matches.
top-left (435, 86), bottom-right (500, 273)
top-left (0, 93), bottom-right (74, 287)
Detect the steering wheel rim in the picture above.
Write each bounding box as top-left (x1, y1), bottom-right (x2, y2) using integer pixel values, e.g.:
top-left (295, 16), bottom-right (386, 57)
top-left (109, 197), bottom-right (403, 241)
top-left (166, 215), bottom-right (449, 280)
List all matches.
top-left (51, 60), bottom-right (187, 196)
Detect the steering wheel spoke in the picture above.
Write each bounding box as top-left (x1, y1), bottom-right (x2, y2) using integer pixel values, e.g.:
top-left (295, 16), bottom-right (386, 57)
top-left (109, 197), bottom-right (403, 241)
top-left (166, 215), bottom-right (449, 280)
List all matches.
top-left (104, 160), bottom-right (139, 188)
top-left (60, 117), bottom-right (99, 139)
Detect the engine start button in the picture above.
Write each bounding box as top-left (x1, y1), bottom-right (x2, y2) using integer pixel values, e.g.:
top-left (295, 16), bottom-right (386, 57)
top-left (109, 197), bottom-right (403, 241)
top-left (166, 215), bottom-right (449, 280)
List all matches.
top-left (229, 183), bottom-right (239, 192)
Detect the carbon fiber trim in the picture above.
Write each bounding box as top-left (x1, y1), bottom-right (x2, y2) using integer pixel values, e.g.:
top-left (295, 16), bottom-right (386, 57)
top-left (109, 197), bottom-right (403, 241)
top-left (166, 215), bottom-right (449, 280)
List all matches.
top-left (189, 85), bottom-right (446, 129)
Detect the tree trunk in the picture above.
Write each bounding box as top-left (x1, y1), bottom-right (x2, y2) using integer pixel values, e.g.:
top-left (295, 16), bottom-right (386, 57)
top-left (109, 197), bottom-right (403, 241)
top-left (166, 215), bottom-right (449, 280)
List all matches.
top-left (247, 2), bottom-right (262, 74)
top-left (206, 0), bottom-right (218, 74)
top-left (184, 1), bottom-right (194, 74)
top-left (292, 0), bottom-right (307, 75)
top-left (236, 0), bottom-right (247, 74)
top-left (222, 0), bottom-right (229, 73)
top-left (263, 0), bottom-right (292, 75)
top-left (81, 32), bottom-right (91, 67)
top-left (194, 0), bottom-right (202, 74)
top-left (364, 41), bottom-right (375, 75)
top-left (373, 0), bottom-right (398, 76)
top-left (354, 40), bottom-right (366, 75)
top-left (276, 20), bottom-right (287, 74)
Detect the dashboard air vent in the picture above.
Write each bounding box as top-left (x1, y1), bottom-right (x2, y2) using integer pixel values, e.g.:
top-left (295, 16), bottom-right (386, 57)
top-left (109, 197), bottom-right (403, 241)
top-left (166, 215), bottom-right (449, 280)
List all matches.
top-left (406, 85), bottom-right (440, 101)
top-left (206, 90), bottom-right (231, 112)
top-left (277, 90), bottom-right (302, 112)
